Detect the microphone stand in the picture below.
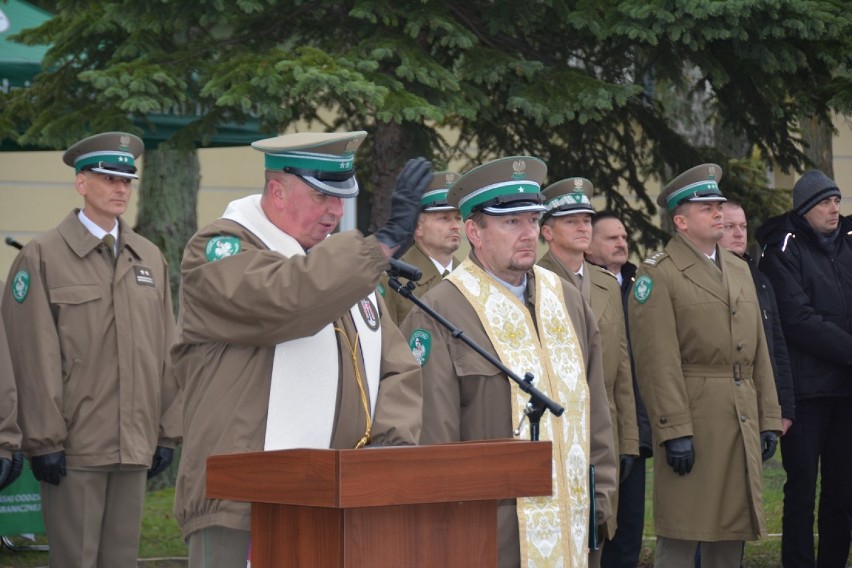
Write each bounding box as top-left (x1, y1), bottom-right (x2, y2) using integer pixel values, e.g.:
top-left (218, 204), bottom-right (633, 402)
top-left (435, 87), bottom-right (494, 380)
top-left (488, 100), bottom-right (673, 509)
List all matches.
top-left (387, 274), bottom-right (564, 441)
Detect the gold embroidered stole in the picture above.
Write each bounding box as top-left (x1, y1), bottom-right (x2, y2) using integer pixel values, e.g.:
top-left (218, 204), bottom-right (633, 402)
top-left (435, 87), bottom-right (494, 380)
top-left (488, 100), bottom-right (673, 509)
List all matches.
top-left (447, 260), bottom-right (590, 568)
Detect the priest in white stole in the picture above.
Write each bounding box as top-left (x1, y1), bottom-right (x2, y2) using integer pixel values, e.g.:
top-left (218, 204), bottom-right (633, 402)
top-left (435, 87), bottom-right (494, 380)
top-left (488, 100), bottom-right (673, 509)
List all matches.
top-left (172, 131), bottom-right (431, 568)
top-left (400, 156), bottom-right (617, 568)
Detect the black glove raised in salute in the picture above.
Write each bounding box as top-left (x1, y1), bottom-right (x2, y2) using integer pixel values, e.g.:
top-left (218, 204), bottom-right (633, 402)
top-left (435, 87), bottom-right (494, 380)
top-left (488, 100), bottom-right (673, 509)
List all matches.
top-left (375, 157), bottom-right (433, 257)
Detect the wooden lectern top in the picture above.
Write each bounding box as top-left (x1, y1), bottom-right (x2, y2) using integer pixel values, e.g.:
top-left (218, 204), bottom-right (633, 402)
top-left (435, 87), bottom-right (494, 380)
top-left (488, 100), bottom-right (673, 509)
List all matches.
top-left (207, 439), bottom-right (552, 509)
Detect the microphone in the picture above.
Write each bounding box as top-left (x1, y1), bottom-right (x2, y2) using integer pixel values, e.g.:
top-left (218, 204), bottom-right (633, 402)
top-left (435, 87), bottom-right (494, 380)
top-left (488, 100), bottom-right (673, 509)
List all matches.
top-left (5, 236), bottom-right (23, 250)
top-left (387, 258), bottom-right (422, 282)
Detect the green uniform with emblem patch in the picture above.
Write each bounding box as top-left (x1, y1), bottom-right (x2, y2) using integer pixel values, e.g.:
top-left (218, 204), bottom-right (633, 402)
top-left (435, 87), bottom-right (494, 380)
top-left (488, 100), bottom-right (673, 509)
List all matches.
top-left (1, 211), bottom-right (181, 567)
top-left (628, 218), bottom-right (781, 557)
top-left (171, 130), bottom-right (424, 563)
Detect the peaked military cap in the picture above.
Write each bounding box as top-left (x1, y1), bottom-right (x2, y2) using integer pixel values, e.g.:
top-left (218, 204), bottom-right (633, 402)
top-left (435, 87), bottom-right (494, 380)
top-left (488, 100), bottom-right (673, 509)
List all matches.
top-left (542, 177), bottom-right (595, 220)
top-left (658, 163), bottom-right (726, 212)
top-left (421, 171), bottom-right (460, 212)
top-left (252, 131), bottom-right (367, 198)
top-left (448, 156), bottom-right (547, 220)
top-left (63, 132), bottom-right (144, 180)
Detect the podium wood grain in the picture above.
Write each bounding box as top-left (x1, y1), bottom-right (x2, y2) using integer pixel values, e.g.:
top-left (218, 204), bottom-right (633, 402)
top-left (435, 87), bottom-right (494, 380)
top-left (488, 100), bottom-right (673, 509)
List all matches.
top-left (207, 440), bottom-right (552, 567)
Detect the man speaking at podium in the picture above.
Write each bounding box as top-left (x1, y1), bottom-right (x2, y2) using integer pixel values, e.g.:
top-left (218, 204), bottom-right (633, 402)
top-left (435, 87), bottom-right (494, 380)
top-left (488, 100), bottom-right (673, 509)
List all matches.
top-left (172, 131), bottom-right (429, 568)
top-left (401, 156), bottom-right (616, 568)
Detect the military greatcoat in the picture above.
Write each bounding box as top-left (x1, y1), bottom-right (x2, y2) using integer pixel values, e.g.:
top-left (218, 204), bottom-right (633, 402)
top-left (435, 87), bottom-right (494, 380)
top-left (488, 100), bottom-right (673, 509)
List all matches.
top-left (628, 233), bottom-right (781, 541)
top-left (537, 252), bottom-right (639, 538)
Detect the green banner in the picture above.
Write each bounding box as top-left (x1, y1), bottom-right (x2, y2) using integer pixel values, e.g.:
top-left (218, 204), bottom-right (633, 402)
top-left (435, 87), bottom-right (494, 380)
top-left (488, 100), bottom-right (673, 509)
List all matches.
top-left (0, 460), bottom-right (44, 535)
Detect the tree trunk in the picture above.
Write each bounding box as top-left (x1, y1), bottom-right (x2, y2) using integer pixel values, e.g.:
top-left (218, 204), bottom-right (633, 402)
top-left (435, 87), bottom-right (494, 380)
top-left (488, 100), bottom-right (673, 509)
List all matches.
top-left (134, 144), bottom-right (198, 490)
top-left (802, 115), bottom-right (834, 177)
top-left (134, 145), bottom-right (199, 315)
top-left (369, 120), bottom-right (431, 232)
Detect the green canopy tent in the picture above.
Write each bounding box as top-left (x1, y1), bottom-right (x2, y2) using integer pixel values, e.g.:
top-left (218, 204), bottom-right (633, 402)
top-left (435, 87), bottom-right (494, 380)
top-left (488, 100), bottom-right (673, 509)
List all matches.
top-left (0, 0), bottom-right (274, 150)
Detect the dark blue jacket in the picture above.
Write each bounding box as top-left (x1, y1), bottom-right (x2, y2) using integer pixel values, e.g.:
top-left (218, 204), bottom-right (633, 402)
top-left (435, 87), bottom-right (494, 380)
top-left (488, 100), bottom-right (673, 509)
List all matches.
top-left (756, 213), bottom-right (852, 400)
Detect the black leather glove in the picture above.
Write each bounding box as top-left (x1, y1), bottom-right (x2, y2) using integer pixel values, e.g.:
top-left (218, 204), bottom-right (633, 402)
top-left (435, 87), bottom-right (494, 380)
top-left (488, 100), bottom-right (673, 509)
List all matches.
top-left (0, 451), bottom-right (24, 491)
top-left (31, 451), bottom-right (66, 486)
top-left (664, 436), bottom-right (694, 476)
top-left (760, 431), bottom-right (778, 461)
top-left (618, 454), bottom-right (635, 484)
top-left (374, 157), bottom-right (433, 257)
top-left (147, 446), bottom-right (175, 479)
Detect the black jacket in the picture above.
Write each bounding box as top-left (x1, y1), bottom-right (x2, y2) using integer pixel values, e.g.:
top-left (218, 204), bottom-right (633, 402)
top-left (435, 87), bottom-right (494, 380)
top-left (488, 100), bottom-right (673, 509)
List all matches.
top-left (756, 213), bottom-right (852, 400)
top-left (741, 253), bottom-right (795, 420)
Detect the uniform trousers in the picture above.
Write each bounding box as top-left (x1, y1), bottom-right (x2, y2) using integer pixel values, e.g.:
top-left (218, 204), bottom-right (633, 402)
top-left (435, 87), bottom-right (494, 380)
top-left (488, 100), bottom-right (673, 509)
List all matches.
top-left (589, 543), bottom-right (603, 567)
top-left (601, 456), bottom-right (646, 568)
top-left (781, 397), bottom-right (852, 568)
top-left (188, 526), bottom-right (251, 568)
top-left (41, 466), bottom-right (147, 568)
top-left (655, 537), bottom-right (742, 568)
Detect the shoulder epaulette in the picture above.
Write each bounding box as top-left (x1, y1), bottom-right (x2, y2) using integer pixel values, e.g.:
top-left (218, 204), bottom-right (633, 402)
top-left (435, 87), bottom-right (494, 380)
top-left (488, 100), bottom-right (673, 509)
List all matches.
top-left (643, 251), bottom-right (667, 266)
top-left (592, 265), bottom-right (618, 280)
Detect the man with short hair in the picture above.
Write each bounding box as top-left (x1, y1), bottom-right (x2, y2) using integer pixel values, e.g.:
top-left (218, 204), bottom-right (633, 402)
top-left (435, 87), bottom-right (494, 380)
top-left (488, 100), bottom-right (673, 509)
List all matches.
top-left (380, 171), bottom-right (462, 325)
top-left (2, 132), bottom-right (181, 567)
top-left (401, 157), bottom-right (616, 568)
top-left (587, 211), bottom-right (653, 568)
top-left (756, 169), bottom-right (852, 567)
top-left (628, 164), bottom-right (781, 568)
top-left (172, 131), bottom-right (430, 567)
top-left (537, 178), bottom-right (639, 567)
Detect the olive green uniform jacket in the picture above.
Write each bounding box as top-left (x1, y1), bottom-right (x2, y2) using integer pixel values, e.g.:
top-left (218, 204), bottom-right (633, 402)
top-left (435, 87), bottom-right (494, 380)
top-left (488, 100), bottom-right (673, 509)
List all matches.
top-left (627, 233), bottom-right (781, 541)
top-left (537, 252), bottom-right (639, 538)
top-left (378, 243), bottom-right (459, 326)
top-left (172, 221), bottom-right (422, 539)
top-left (400, 253), bottom-right (616, 568)
top-left (1, 211), bottom-right (181, 466)
top-left (0, 281), bottom-right (21, 461)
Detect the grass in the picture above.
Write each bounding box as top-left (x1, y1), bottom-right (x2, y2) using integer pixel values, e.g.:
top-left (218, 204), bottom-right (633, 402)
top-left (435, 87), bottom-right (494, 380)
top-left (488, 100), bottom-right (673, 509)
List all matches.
top-left (639, 453), bottom-right (852, 567)
top-left (0, 454), bottom-right (849, 567)
top-left (0, 488), bottom-right (187, 568)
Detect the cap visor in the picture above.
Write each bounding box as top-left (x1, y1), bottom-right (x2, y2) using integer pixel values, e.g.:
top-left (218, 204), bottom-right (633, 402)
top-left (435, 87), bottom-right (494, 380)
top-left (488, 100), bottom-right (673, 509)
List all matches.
top-left (300, 175), bottom-right (359, 198)
top-left (89, 167), bottom-right (139, 180)
top-left (482, 203), bottom-right (547, 215)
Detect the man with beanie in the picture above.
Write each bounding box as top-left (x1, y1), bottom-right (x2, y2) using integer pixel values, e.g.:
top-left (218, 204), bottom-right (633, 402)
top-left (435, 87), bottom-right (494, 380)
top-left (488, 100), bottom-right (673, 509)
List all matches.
top-left (757, 169), bottom-right (852, 567)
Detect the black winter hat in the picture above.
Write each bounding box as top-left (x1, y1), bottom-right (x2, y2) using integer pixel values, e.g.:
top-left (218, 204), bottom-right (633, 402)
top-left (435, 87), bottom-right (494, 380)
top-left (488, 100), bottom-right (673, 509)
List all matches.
top-left (793, 169), bottom-right (841, 216)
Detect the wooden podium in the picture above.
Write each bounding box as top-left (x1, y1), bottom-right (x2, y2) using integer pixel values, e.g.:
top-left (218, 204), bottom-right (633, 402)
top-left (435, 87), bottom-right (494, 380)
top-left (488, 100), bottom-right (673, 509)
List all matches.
top-left (207, 440), bottom-right (551, 567)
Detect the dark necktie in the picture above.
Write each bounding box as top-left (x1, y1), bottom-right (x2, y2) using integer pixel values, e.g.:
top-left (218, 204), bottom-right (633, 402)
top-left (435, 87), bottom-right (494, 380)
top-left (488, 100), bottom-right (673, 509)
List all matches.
top-left (103, 234), bottom-right (116, 265)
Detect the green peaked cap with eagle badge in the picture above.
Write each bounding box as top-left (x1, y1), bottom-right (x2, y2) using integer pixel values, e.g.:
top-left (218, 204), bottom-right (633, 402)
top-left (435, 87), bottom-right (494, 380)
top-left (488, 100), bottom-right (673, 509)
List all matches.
top-left (541, 177), bottom-right (596, 220)
top-left (251, 131), bottom-right (366, 198)
top-left (448, 156), bottom-right (547, 220)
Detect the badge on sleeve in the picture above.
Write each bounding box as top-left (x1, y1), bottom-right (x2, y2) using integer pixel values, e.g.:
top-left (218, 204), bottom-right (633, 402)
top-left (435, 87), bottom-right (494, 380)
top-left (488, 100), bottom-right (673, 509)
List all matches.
top-left (633, 275), bottom-right (653, 304)
top-left (408, 329), bottom-right (432, 366)
top-left (205, 236), bottom-right (241, 262)
top-left (376, 283), bottom-right (386, 298)
top-left (11, 270), bottom-right (29, 303)
top-left (357, 297), bottom-right (380, 331)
